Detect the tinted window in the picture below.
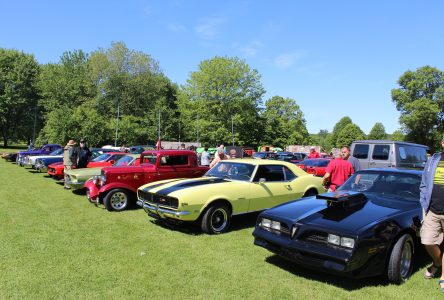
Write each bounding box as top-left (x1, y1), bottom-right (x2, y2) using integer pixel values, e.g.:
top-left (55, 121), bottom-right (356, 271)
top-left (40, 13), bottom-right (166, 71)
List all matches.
top-left (372, 145), bottom-right (390, 160)
top-left (160, 155), bottom-right (188, 166)
top-left (254, 165), bottom-right (286, 182)
top-left (353, 144), bottom-right (369, 159)
top-left (397, 145), bottom-right (428, 167)
top-left (283, 166), bottom-right (296, 181)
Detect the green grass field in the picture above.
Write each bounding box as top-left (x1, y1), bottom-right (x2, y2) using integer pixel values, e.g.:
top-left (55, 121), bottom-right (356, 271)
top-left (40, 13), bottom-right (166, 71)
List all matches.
top-left (0, 147), bottom-right (442, 299)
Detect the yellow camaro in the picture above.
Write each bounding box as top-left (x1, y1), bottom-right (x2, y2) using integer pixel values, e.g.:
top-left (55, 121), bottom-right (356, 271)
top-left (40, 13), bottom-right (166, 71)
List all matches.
top-left (137, 159), bottom-right (324, 234)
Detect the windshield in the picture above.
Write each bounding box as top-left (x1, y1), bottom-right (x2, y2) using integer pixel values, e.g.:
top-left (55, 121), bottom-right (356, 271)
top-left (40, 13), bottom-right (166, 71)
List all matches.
top-left (140, 154), bottom-right (157, 164)
top-left (92, 153), bottom-right (111, 162)
top-left (299, 159), bottom-right (330, 167)
top-left (339, 171), bottom-right (421, 201)
top-left (205, 162), bottom-right (256, 181)
top-left (50, 148), bottom-right (63, 155)
top-left (114, 155), bottom-right (135, 166)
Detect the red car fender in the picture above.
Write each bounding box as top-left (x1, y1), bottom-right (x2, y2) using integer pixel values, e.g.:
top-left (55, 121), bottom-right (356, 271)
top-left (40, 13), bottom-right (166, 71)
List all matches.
top-left (98, 181), bottom-right (137, 197)
top-left (84, 179), bottom-right (100, 201)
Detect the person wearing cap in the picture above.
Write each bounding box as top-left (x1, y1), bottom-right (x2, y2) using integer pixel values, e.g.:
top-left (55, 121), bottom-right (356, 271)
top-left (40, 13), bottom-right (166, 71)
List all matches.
top-left (209, 147), bottom-right (230, 169)
top-left (63, 139), bottom-right (77, 189)
top-left (420, 135), bottom-right (444, 290)
top-left (76, 139), bottom-right (92, 168)
top-left (307, 146), bottom-right (320, 158)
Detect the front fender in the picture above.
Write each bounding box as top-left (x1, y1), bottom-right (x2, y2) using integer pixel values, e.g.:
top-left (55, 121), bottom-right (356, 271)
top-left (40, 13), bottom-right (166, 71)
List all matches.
top-left (98, 182), bottom-right (137, 196)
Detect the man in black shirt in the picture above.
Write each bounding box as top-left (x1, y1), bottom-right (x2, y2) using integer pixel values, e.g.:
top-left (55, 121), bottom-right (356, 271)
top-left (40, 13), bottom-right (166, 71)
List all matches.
top-left (421, 137), bottom-right (444, 291)
top-left (76, 139), bottom-right (92, 168)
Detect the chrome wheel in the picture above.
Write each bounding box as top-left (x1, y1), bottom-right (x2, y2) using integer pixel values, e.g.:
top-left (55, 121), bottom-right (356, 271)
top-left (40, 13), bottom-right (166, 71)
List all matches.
top-left (210, 208), bottom-right (228, 232)
top-left (109, 191), bottom-right (128, 210)
top-left (400, 241), bottom-right (412, 279)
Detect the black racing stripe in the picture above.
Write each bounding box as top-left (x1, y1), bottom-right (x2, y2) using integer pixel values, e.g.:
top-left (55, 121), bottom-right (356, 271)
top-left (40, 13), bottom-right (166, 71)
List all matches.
top-left (155, 177), bottom-right (227, 195)
top-left (141, 178), bottom-right (184, 193)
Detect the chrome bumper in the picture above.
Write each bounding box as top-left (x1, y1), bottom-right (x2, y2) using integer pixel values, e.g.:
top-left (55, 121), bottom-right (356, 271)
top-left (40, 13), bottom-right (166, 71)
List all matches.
top-left (137, 199), bottom-right (190, 218)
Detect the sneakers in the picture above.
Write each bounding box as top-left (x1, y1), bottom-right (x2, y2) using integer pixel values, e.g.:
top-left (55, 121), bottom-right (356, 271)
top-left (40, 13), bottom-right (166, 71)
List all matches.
top-left (64, 186), bottom-right (71, 190)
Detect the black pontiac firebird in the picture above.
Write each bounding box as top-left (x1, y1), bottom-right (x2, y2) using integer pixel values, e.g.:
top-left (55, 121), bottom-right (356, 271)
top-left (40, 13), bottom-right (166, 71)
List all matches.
top-left (253, 168), bottom-right (423, 284)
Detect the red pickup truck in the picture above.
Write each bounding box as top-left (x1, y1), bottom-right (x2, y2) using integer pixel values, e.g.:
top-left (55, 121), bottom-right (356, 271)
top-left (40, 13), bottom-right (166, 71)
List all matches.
top-left (84, 150), bottom-right (209, 212)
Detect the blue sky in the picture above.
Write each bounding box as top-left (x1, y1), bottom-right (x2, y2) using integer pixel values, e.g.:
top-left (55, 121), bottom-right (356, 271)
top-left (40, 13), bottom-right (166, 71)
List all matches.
top-left (1, 0), bottom-right (443, 134)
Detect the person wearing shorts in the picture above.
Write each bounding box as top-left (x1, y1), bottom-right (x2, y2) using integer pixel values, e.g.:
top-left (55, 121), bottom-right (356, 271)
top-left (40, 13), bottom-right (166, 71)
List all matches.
top-left (420, 136), bottom-right (444, 291)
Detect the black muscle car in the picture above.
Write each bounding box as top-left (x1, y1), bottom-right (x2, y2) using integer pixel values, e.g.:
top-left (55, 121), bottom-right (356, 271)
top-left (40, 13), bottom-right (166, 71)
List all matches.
top-left (252, 168), bottom-right (423, 284)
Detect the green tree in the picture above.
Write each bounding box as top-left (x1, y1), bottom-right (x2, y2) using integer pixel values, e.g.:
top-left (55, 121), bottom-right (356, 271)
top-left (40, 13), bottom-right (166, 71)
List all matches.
top-left (88, 42), bottom-right (178, 144)
top-left (391, 65), bottom-right (444, 150)
top-left (315, 129), bottom-right (332, 152)
top-left (390, 129), bottom-right (404, 141)
top-left (0, 48), bottom-right (40, 146)
top-left (261, 96), bottom-right (310, 147)
top-left (367, 122), bottom-right (387, 140)
top-left (336, 123), bottom-right (365, 147)
top-left (330, 116), bottom-right (353, 147)
top-left (178, 56), bottom-right (265, 146)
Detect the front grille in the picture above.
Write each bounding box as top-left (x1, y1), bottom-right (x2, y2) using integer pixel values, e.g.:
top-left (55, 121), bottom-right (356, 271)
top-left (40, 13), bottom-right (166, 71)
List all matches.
top-left (138, 190), bottom-right (152, 202)
top-left (301, 231), bottom-right (328, 244)
top-left (152, 194), bottom-right (179, 209)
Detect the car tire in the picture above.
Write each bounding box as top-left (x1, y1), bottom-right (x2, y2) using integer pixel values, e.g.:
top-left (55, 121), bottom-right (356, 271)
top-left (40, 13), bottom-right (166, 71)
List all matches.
top-left (387, 233), bottom-right (414, 284)
top-left (303, 189), bottom-right (318, 197)
top-left (103, 189), bottom-right (131, 212)
top-left (201, 203), bottom-right (231, 234)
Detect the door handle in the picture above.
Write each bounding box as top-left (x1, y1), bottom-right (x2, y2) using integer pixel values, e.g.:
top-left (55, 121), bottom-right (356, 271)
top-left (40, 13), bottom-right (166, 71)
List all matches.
top-left (285, 185), bottom-right (292, 190)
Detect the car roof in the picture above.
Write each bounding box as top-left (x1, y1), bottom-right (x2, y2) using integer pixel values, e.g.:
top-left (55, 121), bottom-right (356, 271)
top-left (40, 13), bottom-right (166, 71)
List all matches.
top-left (356, 168), bottom-right (422, 176)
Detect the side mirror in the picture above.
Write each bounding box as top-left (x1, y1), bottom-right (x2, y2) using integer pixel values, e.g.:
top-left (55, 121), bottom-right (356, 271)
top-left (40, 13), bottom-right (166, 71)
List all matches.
top-left (109, 160), bottom-right (115, 164)
top-left (258, 178), bottom-right (266, 184)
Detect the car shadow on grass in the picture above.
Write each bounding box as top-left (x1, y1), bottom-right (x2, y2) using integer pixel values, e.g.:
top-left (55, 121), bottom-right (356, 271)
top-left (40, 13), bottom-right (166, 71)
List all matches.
top-left (263, 243), bottom-right (432, 291)
top-left (146, 211), bottom-right (260, 235)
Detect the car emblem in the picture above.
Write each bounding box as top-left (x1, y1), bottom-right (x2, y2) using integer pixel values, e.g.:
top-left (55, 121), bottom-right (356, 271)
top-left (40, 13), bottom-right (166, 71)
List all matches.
top-left (159, 198), bottom-right (166, 203)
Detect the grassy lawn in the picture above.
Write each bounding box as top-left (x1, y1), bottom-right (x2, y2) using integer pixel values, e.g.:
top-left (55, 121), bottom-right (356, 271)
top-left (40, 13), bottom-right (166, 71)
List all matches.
top-left (0, 147), bottom-right (442, 299)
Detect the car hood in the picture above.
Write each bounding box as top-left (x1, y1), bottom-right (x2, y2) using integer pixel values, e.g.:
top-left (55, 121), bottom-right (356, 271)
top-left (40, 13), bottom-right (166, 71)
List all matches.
top-left (263, 191), bottom-right (420, 234)
top-left (67, 167), bottom-right (102, 178)
top-left (139, 176), bottom-right (233, 197)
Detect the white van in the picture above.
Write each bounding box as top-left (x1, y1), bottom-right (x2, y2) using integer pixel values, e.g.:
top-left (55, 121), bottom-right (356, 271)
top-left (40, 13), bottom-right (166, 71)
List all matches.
top-left (350, 140), bottom-right (428, 170)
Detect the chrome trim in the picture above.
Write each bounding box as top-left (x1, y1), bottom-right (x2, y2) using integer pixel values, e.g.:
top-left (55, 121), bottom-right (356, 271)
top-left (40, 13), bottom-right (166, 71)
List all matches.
top-left (140, 200), bottom-right (190, 217)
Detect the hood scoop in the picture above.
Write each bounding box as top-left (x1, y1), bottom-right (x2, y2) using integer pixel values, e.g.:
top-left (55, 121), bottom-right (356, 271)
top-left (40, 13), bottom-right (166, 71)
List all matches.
top-left (316, 191), bottom-right (367, 207)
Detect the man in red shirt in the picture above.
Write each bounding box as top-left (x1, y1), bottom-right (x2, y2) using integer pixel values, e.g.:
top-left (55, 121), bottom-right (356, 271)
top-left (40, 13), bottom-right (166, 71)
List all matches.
top-left (322, 146), bottom-right (354, 191)
top-left (307, 147), bottom-right (320, 158)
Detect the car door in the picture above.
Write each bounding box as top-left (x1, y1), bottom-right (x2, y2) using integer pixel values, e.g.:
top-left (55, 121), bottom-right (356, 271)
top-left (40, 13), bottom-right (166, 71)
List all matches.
top-left (369, 144), bottom-right (392, 168)
top-left (352, 143), bottom-right (370, 169)
top-left (248, 164), bottom-right (301, 211)
top-left (156, 154), bottom-right (190, 180)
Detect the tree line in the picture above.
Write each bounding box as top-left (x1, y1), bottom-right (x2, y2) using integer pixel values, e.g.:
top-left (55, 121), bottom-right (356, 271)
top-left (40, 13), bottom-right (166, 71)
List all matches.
top-left (1, 42), bottom-right (443, 151)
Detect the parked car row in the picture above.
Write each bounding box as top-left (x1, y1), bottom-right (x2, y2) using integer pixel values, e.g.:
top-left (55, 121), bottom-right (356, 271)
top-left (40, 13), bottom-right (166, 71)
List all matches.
top-left (5, 141), bottom-right (428, 285)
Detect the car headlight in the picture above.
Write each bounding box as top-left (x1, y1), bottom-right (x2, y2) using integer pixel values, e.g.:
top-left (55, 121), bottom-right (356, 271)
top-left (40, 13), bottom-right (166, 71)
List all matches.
top-left (328, 234), bottom-right (355, 248)
top-left (340, 237), bottom-right (355, 248)
top-left (260, 218), bottom-right (271, 228)
top-left (327, 234), bottom-right (340, 245)
top-left (92, 175), bottom-right (106, 186)
top-left (259, 218), bottom-right (284, 233)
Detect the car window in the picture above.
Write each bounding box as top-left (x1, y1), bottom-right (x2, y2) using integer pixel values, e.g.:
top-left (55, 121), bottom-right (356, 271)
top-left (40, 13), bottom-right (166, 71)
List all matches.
top-left (372, 145), bottom-right (390, 160)
top-left (283, 166), bottom-right (296, 181)
top-left (254, 165), bottom-right (286, 182)
top-left (141, 154), bottom-right (157, 164)
top-left (339, 171), bottom-right (421, 201)
top-left (92, 153), bottom-right (111, 162)
top-left (114, 155), bottom-right (134, 166)
top-left (397, 145), bottom-right (428, 166)
top-left (205, 162), bottom-right (255, 181)
top-left (160, 155), bottom-right (189, 166)
top-left (353, 144), bottom-right (369, 159)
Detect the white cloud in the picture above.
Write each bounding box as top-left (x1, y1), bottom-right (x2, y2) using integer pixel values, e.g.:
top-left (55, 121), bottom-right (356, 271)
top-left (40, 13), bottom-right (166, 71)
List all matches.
top-left (143, 5), bottom-right (152, 16)
top-left (168, 23), bottom-right (186, 33)
top-left (273, 52), bottom-right (304, 69)
top-left (194, 17), bottom-right (225, 39)
top-left (239, 41), bottom-right (263, 57)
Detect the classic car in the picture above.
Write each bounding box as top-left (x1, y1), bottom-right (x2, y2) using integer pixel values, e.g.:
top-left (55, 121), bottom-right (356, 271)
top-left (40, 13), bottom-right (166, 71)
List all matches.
top-left (276, 152), bottom-right (307, 164)
top-left (85, 150), bottom-right (208, 212)
top-left (296, 158), bottom-right (332, 177)
top-left (137, 159), bottom-right (324, 234)
top-left (252, 151), bottom-right (277, 160)
top-left (26, 148), bottom-right (64, 169)
top-left (16, 144), bottom-right (62, 166)
top-left (252, 168), bottom-right (422, 284)
top-left (1, 152), bottom-right (18, 162)
top-left (65, 154), bottom-right (140, 190)
top-left (47, 151), bottom-right (127, 179)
